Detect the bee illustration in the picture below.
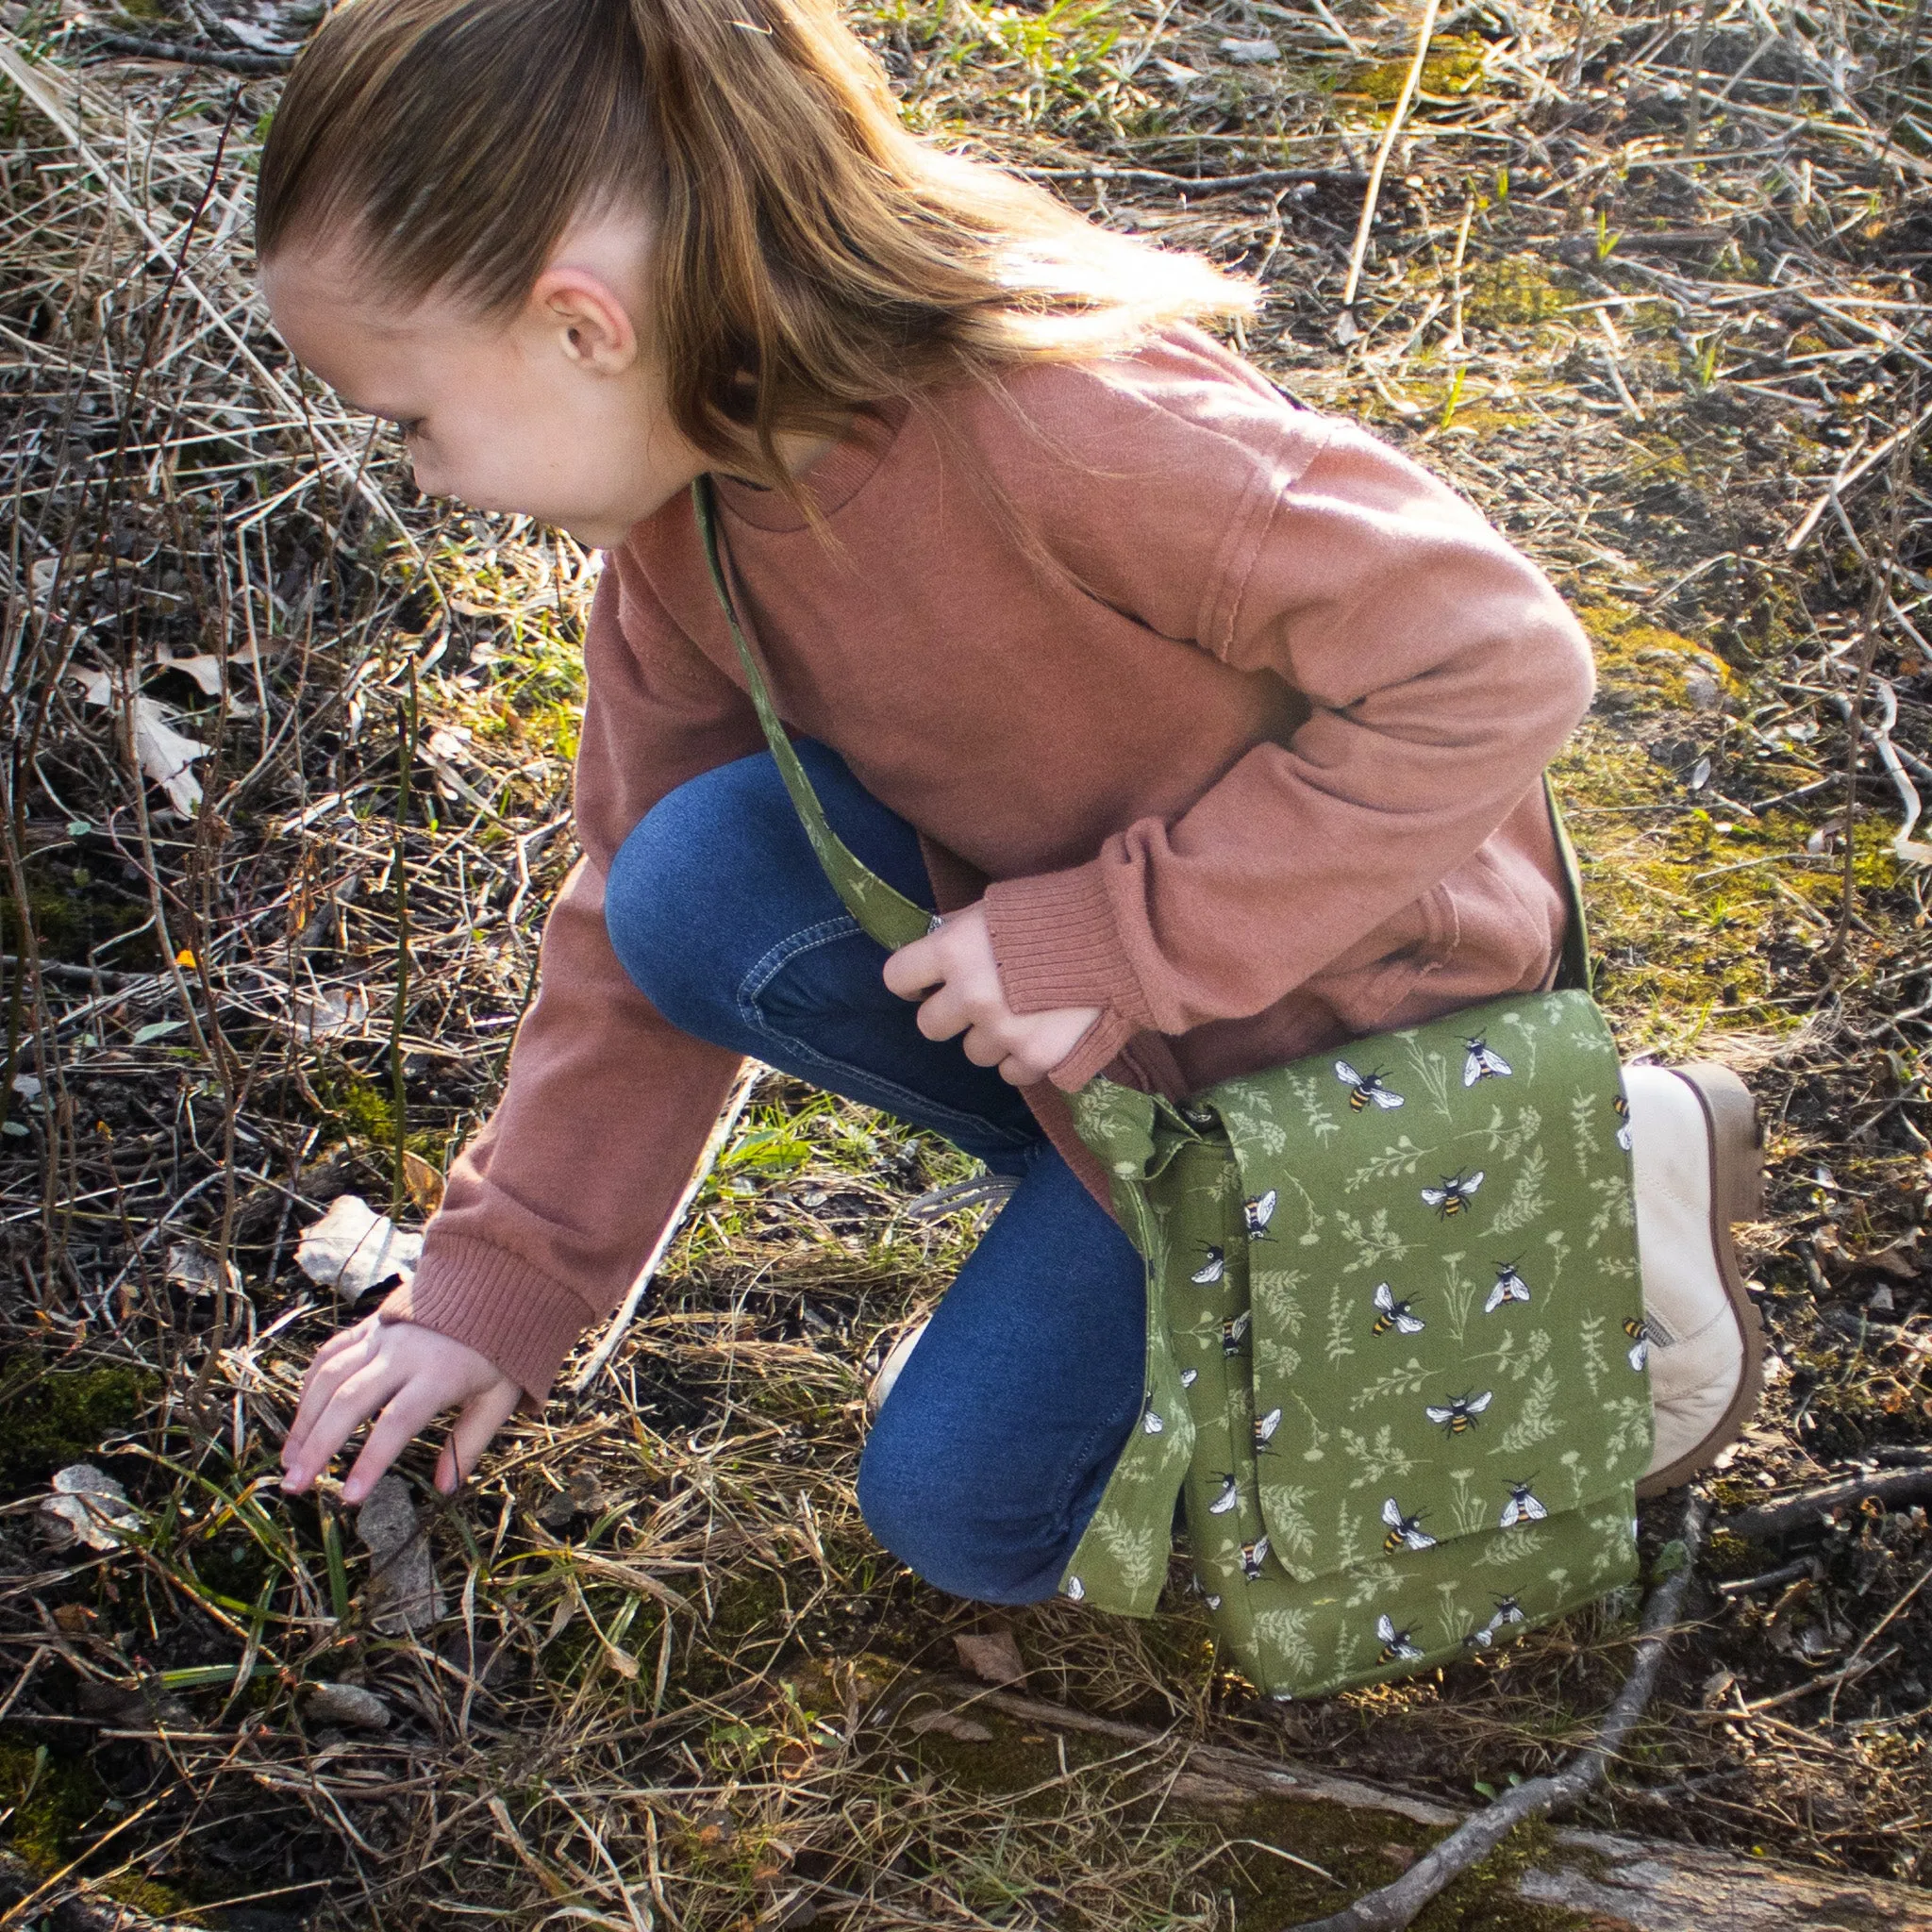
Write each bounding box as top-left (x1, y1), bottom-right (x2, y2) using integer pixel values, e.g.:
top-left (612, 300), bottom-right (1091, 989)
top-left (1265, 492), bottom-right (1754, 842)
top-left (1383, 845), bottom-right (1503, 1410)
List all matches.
top-left (1243, 1191), bottom-right (1278, 1240)
top-left (1208, 1473), bottom-right (1241, 1516)
top-left (1498, 1480), bottom-right (1547, 1528)
top-left (1253, 1406), bottom-right (1283, 1450)
top-left (1614, 1091), bottom-right (1634, 1152)
top-left (1380, 1496), bottom-right (1438, 1554)
top-left (1241, 1536), bottom-right (1271, 1580)
top-left (1371, 1281), bottom-right (1425, 1337)
top-left (1463, 1037), bottom-right (1514, 1086)
top-left (1490, 1594), bottom-right (1525, 1626)
top-left (1624, 1315), bottom-right (1651, 1372)
top-left (1223, 1311), bottom-right (1252, 1357)
top-left (1181, 1104), bottom-right (1219, 1130)
top-left (1424, 1389), bottom-right (1494, 1435)
top-left (1336, 1060), bottom-right (1406, 1112)
top-left (1205, 1592), bottom-right (1223, 1610)
top-left (1461, 1625), bottom-right (1494, 1653)
top-left (1141, 1399), bottom-right (1165, 1436)
top-left (1376, 1613), bottom-right (1424, 1664)
top-left (1191, 1244), bottom-right (1226, 1285)
top-left (1420, 1170), bottom-right (1484, 1218)
top-left (1179, 1367), bottom-right (1199, 1389)
top-left (1064, 1575), bottom-right (1085, 1603)
top-left (1483, 1262), bottom-right (1531, 1314)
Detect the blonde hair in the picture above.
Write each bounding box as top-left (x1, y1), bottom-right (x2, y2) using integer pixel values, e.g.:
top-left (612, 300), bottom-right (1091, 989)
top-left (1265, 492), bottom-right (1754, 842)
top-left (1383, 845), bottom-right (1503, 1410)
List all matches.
top-left (256, 0), bottom-right (1257, 497)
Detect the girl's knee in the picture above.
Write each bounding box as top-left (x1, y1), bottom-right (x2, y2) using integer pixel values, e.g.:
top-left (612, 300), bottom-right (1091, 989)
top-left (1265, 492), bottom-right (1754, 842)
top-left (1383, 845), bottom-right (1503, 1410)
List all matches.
top-left (858, 1417), bottom-right (1062, 1604)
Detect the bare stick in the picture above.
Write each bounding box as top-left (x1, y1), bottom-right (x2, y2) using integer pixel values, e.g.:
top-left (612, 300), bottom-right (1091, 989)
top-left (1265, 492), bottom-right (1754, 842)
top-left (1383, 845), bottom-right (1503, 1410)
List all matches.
top-left (1340, 0), bottom-right (1444, 315)
top-left (1288, 1495), bottom-right (1708, 1932)
top-left (569, 1059), bottom-right (764, 1391)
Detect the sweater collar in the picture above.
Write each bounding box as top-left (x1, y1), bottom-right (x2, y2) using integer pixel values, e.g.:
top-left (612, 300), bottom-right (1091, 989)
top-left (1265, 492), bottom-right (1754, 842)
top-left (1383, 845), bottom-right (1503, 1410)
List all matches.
top-left (709, 399), bottom-right (909, 532)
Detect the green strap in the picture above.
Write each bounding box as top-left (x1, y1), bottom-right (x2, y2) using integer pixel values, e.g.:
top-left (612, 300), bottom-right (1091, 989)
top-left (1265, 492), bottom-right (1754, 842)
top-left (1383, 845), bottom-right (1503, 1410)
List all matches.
top-left (691, 475), bottom-right (1594, 992)
top-left (1543, 774), bottom-right (1594, 995)
top-left (692, 475), bottom-right (936, 953)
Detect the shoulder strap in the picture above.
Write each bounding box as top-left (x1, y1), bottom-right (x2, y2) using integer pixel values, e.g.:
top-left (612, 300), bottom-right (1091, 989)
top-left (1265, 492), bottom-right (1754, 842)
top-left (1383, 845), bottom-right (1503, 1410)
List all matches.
top-left (1543, 773), bottom-right (1594, 995)
top-left (691, 475), bottom-right (936, 953)
top-left (692, 475), bottom-right (1596, 993)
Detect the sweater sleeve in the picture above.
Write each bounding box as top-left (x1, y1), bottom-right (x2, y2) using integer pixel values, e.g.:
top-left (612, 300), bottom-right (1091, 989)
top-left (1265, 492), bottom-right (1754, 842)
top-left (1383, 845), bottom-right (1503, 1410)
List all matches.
top-left (379, 562), bottom-right (765, 1403)
top-left (980, 401), bottom-right (1595, 1091)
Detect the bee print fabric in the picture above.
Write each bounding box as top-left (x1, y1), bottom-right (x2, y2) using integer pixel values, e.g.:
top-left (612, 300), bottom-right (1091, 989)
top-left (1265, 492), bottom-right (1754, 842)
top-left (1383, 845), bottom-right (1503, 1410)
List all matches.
top-left (1058, 988), bottom-right (1652, 1701)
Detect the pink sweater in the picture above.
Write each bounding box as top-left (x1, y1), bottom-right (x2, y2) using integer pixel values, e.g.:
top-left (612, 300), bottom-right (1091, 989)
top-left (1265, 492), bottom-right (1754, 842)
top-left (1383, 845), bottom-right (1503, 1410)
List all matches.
top-left (381, 325), bottom-right (1595, 1402)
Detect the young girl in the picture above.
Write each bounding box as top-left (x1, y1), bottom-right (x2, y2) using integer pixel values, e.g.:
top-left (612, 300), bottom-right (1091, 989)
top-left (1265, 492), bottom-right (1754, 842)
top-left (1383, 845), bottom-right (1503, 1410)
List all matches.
top-left (269, 0), bottom-right (1762, 1604)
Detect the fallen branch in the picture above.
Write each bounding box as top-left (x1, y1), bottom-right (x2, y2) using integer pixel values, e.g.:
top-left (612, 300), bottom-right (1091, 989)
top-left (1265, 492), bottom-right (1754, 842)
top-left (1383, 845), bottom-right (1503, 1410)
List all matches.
top-left (1285, 1495), bottom-right (1707, 1932)
top-left (1723, 1466), bottom-right (1932, 1541)
top-left (81, 31), bottom-right (292, 75)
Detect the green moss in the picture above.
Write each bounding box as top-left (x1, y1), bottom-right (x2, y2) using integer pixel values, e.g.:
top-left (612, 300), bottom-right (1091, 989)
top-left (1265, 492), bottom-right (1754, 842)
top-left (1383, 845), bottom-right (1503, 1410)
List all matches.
top-left (1347, 35), bottom-right (1487, 99)
top-left (0, 1735), bottom-right (105, 1870)
top-left (0, 1357), bottom-right (157, 1491)
top-left (1464, 259), bottom-right (1569, 330)
top-left (1575, 603), bottom-right (1742, 712)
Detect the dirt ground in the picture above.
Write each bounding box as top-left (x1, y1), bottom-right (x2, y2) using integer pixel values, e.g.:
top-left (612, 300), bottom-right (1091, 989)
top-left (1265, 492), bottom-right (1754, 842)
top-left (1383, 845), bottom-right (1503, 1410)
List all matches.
top-left (1, 0), bottom-right (1930, 1921)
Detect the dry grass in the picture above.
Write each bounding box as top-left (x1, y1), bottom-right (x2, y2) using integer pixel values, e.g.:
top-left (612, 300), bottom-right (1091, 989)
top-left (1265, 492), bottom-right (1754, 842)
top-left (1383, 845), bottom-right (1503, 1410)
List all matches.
top-left (0, 0), bottom-right (1929, 1922)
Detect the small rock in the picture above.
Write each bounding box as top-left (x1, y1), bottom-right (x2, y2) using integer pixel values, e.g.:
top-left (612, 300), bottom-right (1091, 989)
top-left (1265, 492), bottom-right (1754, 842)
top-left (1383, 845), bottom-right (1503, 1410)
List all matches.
top-left (41, 1464), bottom-right (142, 1552)
top-left (1218, 34), bottom-right (1279, 61)
top-left (954, 1625), bottom-right (1027, 1687)
top-left (304, 1680), bottom-right (391, 1729)
top-left (356, 1474), bottom-right (445, 1634)
top-left (1685, 671), bottom-right (1722, 711)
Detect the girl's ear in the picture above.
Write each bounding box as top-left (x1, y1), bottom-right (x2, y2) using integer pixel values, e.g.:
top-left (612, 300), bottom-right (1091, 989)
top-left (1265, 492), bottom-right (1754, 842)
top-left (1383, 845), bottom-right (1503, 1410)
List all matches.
top-left (530, 267), bottom-right (640, 375)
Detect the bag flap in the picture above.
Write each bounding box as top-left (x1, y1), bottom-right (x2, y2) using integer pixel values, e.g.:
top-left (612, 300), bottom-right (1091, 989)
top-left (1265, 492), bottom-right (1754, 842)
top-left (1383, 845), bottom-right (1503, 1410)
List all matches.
top-left (1205, 990), bottom-right (1651, 1586)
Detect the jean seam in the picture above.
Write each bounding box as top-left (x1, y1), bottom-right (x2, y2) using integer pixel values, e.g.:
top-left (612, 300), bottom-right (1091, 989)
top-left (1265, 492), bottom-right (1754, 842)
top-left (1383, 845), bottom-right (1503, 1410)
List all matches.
top-left (737, 916), bottom-right (1041, 1151)
top-left (1044, 1330), bottom-right (1145, 1537)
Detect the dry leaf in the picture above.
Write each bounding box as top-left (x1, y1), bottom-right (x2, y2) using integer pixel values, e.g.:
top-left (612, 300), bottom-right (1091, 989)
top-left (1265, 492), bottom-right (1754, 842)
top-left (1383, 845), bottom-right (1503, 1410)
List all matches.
top-left (41, 1464), bottom-right (142, 1551)
top-left (165, 1241), bottom-right (242, 1297)
top-left (295, 1194), bottom-right (422, 1297)
top-left (71, 668), bottom-right (208, 815)
top-left (291, 986), bottom-right (371, 1041)
top-left (954, 1625), bottom-right (1026, 1687)
top-left (908, 1707), bottom-right (992, 1742)
top-left (401, 1148), bottom-right (445, 1215)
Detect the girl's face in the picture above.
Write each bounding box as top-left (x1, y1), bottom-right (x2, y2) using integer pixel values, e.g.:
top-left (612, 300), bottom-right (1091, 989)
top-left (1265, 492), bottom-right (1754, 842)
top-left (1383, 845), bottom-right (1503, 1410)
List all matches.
top-left (261, 214), bottom-right (708, 548)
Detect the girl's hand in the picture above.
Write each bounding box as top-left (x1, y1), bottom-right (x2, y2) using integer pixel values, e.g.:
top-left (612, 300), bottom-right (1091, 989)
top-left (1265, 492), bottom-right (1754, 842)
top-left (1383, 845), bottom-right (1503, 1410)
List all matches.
top-left (281, 1315), bottom-right (522, 1504)
top-left (882, 900), bottom-right (1100, 1086)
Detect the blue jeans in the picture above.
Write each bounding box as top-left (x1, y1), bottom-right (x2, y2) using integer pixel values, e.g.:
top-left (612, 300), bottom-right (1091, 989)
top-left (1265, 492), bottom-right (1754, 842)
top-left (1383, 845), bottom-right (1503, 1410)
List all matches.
top-left (605, 741), bottom-right (1146, 1605)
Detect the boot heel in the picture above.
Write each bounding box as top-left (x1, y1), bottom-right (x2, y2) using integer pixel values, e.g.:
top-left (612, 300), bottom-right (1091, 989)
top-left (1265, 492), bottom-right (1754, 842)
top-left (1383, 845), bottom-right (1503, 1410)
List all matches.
top-left (1673, 1062), bottom-right (1762, 1224)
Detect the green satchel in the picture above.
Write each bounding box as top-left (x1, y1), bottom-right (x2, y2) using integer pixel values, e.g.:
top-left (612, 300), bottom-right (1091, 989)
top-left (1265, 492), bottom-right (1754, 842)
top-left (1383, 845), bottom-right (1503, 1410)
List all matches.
top-left (691, 476), bottom-right (1652, 1700)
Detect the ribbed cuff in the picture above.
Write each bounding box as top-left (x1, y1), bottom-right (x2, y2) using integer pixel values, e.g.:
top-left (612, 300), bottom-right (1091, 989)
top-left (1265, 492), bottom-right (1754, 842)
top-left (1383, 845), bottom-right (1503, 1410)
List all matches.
top-left (377, 1232), bottom-right (595, 1409)
top-left (983, 861), bottom-right (1158, 1092)
top-left (983, 861), bottom-right (1154, 1020)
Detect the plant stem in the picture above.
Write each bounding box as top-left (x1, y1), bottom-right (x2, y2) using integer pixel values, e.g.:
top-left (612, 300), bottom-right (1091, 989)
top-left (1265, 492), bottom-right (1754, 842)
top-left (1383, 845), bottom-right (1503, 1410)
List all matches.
top-left (391, 659), bottom-right (417, 1214)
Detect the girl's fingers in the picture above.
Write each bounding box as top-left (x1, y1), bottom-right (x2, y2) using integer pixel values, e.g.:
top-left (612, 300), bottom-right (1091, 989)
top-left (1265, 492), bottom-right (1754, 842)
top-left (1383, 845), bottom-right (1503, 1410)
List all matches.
top-left (341, 1382), bottom-right (452, 1505)
top-left (437, 1381), bottom-right (523, 1494)
top-left (283, 1357), bottom-right (408, 1491)
top-left (286, 1330), bottom-right (376, 1459)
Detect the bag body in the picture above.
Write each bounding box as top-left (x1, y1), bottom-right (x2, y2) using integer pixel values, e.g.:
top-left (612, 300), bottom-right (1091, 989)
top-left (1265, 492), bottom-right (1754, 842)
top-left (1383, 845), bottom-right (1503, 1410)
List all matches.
top-left (688, 475), bottom-right (1651, 1700)
top-left (1058, 989), bottom-right (1651, 1698)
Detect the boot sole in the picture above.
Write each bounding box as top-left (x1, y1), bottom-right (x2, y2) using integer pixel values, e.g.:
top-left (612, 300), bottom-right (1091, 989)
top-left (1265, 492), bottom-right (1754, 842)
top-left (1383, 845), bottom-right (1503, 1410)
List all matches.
top-left (1634, 1062), bottom-right (1767, 1498)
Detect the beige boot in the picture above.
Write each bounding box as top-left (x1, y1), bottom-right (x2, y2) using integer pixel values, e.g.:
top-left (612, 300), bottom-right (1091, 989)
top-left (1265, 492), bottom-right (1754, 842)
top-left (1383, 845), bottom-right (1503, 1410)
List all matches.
top-left (867, 1313), bottom-right (932, 1416)
top-left (1625, 1062), bottom-right (1766, 1496)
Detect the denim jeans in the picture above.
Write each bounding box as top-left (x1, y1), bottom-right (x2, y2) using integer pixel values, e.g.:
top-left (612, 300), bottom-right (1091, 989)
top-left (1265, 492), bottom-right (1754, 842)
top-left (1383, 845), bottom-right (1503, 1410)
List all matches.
top-left (605, 741), bottom-right (1146, 1604)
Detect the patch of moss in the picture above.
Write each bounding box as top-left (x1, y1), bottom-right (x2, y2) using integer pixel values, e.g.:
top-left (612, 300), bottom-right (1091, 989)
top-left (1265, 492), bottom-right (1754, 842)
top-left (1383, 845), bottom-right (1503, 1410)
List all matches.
top-left (0, 1357), bottom-right (157, 1491)
top-left (0, 1734), bottom-right (105, 1870)
top-left (1463, 259), bottom-right (1569, 330)
top-left (1575, 602), bottom-right (1742, 712)
top-left (1347, 35), bottom-right (1487, 99)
